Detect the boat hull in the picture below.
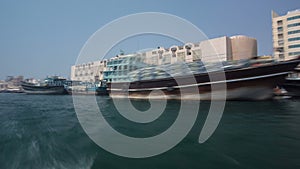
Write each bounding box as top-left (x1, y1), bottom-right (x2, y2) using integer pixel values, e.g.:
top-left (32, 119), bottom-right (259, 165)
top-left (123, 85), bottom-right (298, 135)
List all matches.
top-left (107, 59), bottom-right (300, 100)
top-left (21, 83), bottom-right (67, 95)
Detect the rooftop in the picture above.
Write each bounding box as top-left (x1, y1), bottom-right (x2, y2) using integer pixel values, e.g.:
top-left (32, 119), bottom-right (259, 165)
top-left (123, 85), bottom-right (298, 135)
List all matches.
top-left (287, 9), bottom-right (300, 15)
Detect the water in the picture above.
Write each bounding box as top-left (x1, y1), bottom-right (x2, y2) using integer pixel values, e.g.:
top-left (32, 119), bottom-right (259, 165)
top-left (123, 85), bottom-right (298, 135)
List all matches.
top-left (0, 93), bottom-right (300, 169)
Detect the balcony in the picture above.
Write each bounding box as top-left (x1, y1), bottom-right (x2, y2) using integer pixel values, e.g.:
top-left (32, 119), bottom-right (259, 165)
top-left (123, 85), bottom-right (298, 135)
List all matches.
top-left (274, 47), bottom-right (284, 52)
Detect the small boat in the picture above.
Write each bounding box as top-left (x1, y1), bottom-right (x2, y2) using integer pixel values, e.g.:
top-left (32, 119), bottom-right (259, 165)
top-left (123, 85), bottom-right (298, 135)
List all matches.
top-left (0, 88), bottom-right (24, 93)
top-left (66, 81), bottom-right (108, 95)
top-left (21, 76), bottom-right (67, 95)
top-left (282, 72), bottom-right (300, 97)
top-left (106, 56), bottom-right (300, 100)
top-left (96, 81), bottom-right (109, 95)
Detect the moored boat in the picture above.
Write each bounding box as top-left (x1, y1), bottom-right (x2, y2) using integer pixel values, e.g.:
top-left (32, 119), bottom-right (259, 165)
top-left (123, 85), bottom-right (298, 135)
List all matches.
top-left (106, 56), bottom-right (300, 100)
top-left (21, 76), bottom-right (67, 95)
top-left (282, 72), bottom-right (300, 97)
top-left (0, 88), bottom-right (24, 93)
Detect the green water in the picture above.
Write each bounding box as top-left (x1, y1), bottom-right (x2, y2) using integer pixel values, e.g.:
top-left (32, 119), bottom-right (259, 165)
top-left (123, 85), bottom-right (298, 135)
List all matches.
top-left (0, 93), bottom-right (299, 169)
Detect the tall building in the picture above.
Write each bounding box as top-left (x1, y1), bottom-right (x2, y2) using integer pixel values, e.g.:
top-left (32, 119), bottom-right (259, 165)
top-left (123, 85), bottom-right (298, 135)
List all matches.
top-left (272, 9), bottom-right (300, 61)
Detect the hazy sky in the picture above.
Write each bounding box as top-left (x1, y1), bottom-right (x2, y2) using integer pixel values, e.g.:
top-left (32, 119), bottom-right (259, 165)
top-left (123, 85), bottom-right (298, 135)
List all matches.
top-left (0, 0), bottom-right (299, 79)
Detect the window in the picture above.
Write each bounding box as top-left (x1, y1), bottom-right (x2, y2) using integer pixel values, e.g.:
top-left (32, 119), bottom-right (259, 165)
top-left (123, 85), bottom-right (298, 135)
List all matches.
top-left (288, 30), bottom-right (300, 35)
top-left (278, 40), bottom-right (284, 46)
top-left (158, 51), bottom-right (163, 59)
top-left (159, 54), bottom-right (163, 59)
top-left (288, 44), bottom-right (300, 49)
top-left (289, 51), bottom-right (300, 56)
top-left (277, 20), bottom-right (283, 26)
top-left (162, 54), bottom-right (171, 64)
top-left (288, 37), bottom-right (300, 42)
top-left (279, 54), bottom-right (284, 59)
top-left (287, 22), bottom-right (300, 28)
top-left (287, 15), bottom-right (300, 21)
top-left (278, 33), bottom-right (283, 39)
top-left (277, 27), bottom-right (283, 32)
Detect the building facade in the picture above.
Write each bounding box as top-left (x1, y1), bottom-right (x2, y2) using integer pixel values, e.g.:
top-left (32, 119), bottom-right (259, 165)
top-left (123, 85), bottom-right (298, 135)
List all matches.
top-left (230, 35), bottom-right (257, 60)
top-left (71, 35), bottom-right (257, 82)
top-left (70, 60), bottom-right (107, 82)
top-left (272, 9), bottom-right (300, 61)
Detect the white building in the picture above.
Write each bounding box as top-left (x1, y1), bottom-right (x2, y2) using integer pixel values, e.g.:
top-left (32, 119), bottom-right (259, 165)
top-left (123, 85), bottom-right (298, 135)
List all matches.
top-left (137, 35), bottom-right (256, 65)
top-left (272, 9), bottom-right (300, 60)
top-left (71, 35), bottom-right (257, 82)
top-left (70, 60), bottom-right (107, 82)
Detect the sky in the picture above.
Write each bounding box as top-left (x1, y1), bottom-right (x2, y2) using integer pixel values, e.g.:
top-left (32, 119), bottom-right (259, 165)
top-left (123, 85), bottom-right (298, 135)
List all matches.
top-left (0, 0), bottom-right (299, 80)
